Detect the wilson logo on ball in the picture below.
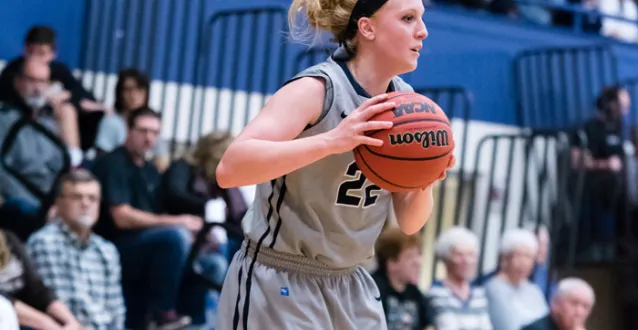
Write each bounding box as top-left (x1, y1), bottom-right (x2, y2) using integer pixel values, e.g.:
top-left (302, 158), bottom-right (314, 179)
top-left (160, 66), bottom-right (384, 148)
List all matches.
top-left (388, 130), bottom-right (449, 149)
top-left (392, 102), bottom-right (438, 117)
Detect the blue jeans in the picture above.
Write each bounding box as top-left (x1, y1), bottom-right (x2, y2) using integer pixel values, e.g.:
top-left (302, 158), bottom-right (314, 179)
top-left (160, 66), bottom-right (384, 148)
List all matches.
top-left (197, 249), bottom-right (229, 286)
top-left (226, 237), bottom-right (242, 262)
top-left (114, 225), bottom-right (191, 328)
top-left (175, 250), bottom-right (229, 326)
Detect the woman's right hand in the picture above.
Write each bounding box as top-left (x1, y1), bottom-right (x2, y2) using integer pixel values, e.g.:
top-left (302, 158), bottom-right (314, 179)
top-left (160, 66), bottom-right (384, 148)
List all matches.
top-left (323, 94), bottom-right (396, 155)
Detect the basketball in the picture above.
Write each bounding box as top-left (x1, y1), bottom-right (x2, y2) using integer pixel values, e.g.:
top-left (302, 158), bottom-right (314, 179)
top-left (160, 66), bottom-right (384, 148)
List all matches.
top-left (354, 92), bottom-right (455, 192)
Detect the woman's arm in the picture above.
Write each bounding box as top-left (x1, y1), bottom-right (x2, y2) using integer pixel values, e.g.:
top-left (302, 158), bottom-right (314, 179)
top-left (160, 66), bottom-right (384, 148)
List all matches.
top-left (14, 300), bottom-right (62, 330)
top-left (392, 156), bottom-right (455, 235)
top-left (392, 187), bottom-right (435, 235)
top-left (216, 77), bottom-right (396, 188)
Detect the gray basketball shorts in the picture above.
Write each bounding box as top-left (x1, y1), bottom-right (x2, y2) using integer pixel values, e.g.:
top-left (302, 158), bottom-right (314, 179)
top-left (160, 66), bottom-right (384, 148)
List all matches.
top-left (217, 239), bottom-right (387, 330)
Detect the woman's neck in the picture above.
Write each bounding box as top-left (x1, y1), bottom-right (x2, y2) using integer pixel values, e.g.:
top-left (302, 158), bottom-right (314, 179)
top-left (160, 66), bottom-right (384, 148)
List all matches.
top-left (347, 53), bottom-right (394, 97)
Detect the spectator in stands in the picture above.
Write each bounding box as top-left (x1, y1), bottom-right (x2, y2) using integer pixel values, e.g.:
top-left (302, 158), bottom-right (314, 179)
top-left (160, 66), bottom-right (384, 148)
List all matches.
top-left (372, 227), bottom-right (435, 330)
top-left (0, 229), bottom-right (82, 329)
top-left (0, 294), bottom-right (19, 330)
top-left (0, 58), bottom-right (81, 240)
top-left (552, 0), bottom-right (602, 34)
top-left (571, 84), bottom-right (632, 174)
top-left (158, 131), bottom-right (247, 261)
top-left (522, 278), bottom-right (594, 330)
top-left (26, 169), bottom-right (126, 330)
top-left (91, 107), bottom-right (200, 329)
top-left (94, 68), bottom-right (170, 172)
top-left (428, 227), bottom-right (492, 330)
top-left (570, 84), bottom-right (632, 261)
top-left (485, 228), bottom-right (549, 330)
top-left (0, 25), bottom-right (106, 151)
top-left (600, 0), bottom-right (638, 42)
top-left (156, 131), bottom-right (246, 326)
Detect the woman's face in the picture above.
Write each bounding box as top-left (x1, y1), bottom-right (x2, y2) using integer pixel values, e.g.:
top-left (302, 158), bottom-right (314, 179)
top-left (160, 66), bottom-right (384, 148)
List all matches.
top-left (121, 77), bottom-right (148, 111)
top-left (367, 0), bottom-right (428, 74)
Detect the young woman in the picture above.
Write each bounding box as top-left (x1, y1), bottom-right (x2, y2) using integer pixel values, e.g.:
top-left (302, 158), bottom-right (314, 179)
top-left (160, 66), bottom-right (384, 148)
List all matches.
top-left (215, 0), bottom-right (454, 328)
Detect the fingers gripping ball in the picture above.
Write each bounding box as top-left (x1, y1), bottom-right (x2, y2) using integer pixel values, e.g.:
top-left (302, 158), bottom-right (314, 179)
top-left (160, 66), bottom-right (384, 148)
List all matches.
top-left (354, 92), bottom-right (455, 192)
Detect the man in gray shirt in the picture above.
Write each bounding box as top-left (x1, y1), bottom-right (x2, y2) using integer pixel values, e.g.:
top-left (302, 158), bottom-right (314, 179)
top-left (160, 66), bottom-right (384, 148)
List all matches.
top-left (0, 58), bottom-right (80, 240)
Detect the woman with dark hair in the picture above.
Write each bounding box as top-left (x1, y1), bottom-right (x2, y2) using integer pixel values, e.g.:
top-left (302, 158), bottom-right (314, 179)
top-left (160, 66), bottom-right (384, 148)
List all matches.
top-left (571, 85), bottom-right (631, 174)
top-left (570, 84), bottom-right (632, 261)
top-left (93, 68), bottom-right (170, 171)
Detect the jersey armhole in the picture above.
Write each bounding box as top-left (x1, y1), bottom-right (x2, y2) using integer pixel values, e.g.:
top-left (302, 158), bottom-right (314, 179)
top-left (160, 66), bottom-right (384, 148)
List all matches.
top-left (282, 73), bottom-right (334, 131)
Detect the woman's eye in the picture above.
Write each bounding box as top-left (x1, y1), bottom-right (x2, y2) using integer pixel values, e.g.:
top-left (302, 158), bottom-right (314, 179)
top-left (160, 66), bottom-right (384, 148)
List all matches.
top-left (403, 15), bottom-right (415, 22)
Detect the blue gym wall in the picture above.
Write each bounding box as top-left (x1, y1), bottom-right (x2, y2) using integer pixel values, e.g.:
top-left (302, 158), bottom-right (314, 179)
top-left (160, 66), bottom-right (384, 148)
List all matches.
top-left (1, 0), bottom-right (638, 128)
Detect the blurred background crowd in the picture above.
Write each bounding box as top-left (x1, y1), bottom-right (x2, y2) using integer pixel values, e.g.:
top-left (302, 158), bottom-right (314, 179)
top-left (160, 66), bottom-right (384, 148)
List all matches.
top-left (1, 0), bottom-right (638, 329)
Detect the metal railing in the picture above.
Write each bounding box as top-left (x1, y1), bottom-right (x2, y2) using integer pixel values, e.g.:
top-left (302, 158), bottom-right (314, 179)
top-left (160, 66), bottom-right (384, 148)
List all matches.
top-left (513, 44), bottom-right (618, 128)
top-left (516, 0), bottom-right (638, 35)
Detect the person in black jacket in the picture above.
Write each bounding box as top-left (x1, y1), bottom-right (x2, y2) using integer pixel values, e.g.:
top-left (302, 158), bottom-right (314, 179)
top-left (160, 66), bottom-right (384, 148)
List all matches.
top-left (156, 131), bottom-right (248, 327)
top-left (157, 131), bottom-right (247, 260)
top-left (0, 229), bottom-right (82, 330)
top-left (522, 278), bottom-right (594, 330)
top-left (372, 227), bottom-right (435, 330)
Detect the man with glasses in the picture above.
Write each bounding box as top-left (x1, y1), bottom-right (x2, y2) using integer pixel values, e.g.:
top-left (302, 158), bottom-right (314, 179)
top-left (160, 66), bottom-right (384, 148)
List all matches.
top-left (26, 169), bottom-right (125, 330)
top-left (0, 25), bottom-right (106, 151)
top-left (0, 57), bottom-right (82, 240)
top-left (91, 107), bottom-right (201, 329)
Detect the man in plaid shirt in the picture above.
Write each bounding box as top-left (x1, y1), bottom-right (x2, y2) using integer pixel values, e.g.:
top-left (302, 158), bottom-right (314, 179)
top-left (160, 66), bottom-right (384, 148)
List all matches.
top-left (26, 169), bottom-right (126, 330)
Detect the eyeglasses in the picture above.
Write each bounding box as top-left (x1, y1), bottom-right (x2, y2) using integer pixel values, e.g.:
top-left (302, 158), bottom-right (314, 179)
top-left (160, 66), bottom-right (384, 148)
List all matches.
top-left (61, 193), bottom-right (100, 203)
top-left (22, 74), bottom-right (49, 85)
top-left (132, 127), bottom-right (160, 136)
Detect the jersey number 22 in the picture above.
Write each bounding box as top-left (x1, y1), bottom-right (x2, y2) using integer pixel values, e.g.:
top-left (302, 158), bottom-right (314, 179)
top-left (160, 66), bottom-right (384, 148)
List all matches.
top-left (336, 161), bottom-right (382, 208)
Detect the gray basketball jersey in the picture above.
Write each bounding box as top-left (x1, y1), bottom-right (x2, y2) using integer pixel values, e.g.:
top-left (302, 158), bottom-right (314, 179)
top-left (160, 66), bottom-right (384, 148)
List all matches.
top-left (242, 50), bottom-right (414, 268)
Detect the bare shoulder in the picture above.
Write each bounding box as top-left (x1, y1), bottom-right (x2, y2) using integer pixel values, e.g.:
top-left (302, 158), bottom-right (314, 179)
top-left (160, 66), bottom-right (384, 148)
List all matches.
top-left (236, 76), bottom-right (328, 142)
top-left (266, 76), bottom-right (327, 114)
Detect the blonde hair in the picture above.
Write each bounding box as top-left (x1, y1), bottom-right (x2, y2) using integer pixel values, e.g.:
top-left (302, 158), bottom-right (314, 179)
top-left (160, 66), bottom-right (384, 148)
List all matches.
top-left (288, 0), bottom-right (358, 51)
top-left (0, 232), bottom-right (11, 269)
top-left (185, 131), bottom-right (234, 180)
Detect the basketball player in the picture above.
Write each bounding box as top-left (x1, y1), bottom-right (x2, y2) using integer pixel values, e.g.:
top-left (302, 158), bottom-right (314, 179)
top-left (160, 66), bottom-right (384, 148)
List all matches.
top-left (215, 0), bottom-right (455, 329)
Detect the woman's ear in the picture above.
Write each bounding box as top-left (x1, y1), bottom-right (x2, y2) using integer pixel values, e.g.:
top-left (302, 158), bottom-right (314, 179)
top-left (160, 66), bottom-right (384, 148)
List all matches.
top-left (357, 17), bottom-right (376, 41)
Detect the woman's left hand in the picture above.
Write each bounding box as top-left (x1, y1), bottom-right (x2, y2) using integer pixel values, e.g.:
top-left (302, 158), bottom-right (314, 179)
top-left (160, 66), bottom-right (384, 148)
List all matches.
top-left (423, 155), bottom-right (456, 190)
top-left (437, 155), bottom-right (456, 181)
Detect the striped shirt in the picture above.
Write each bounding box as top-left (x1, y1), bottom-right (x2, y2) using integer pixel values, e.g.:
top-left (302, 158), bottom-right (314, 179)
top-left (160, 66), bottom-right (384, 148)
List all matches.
top-left (427, 281), bottom-right (493, 330)
top-left (26, 222), bottom-right (126, 330)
